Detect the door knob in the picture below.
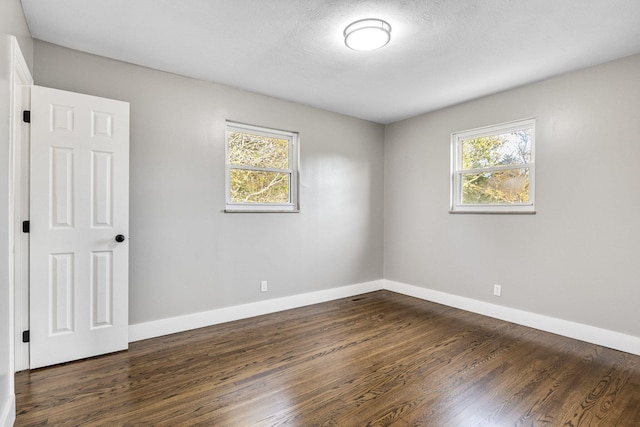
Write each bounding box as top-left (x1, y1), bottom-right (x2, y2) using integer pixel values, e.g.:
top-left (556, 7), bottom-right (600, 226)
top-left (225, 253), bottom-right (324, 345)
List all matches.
top-left (115, 234), bottom-right (126, 243)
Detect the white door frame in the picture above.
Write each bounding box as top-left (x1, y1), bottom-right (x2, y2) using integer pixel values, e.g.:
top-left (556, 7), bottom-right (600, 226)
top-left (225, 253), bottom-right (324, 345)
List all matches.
top-left (10, 36), bottom-right (33, 373)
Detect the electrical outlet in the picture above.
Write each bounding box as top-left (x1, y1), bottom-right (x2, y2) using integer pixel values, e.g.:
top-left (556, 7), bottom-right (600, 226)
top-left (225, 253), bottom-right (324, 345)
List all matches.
top-left (493, 284), bottom-right (502, 297)
top-left (261, 281), bottom-right (268, 292)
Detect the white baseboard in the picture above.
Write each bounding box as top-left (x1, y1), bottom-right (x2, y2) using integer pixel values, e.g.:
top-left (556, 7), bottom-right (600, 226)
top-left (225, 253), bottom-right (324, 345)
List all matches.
top-left (129, 280), bottom-right (384, 342)
top-left (383, 279), bottom-right (640, 356)
top-left (128, 278), bottom-right (640, 357)
top-left (0, 393), bottom-right (15, 427)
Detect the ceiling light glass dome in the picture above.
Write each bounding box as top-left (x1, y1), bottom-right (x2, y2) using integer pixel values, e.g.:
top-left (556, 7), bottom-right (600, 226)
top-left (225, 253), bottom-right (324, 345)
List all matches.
top-left (344, 18), bottom-right (392, 51)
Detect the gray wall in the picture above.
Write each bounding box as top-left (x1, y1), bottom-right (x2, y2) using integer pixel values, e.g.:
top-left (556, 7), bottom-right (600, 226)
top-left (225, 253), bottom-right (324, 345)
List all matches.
top-left (30, 42), bottom-right (640, 339)
top-left (0, 0), bottom-right (32, 422)
top-left (33, 41), bottom-right (385, 325)
top-left (385, 54), bottom-right (640, 336)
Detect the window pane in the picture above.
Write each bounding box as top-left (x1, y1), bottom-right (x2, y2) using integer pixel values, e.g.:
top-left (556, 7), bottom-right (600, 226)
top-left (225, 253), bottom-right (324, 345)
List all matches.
top-left (462, 129), bottom-right (531, 170)
top-left (229, 169), bottom-right (290, 204)
top-left (461, 168), bottom-right (529, 204)
top-left (228, 131), bottom-right (289, 169)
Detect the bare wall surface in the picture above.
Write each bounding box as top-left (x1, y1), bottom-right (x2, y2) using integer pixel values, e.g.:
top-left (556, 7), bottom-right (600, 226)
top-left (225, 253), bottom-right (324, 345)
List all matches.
top-left (0, 0), bottom-right (32, 424)
top-left (384, 54), bottom-right (640, 337)
top-left (33, 40), bottom-right (385, 325)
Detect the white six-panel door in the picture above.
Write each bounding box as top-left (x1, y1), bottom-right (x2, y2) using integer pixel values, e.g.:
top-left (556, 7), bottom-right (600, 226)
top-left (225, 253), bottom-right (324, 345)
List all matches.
top-left (29, 86), bottom-right (129, 369)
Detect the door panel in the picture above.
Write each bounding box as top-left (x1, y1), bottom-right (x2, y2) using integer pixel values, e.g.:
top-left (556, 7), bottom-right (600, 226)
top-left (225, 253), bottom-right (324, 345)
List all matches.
top-left (50, 146), bottom-right (74, 228)
top-left (91, 250), bottom-right (113, 328)
top-left (50, 253), bottom-right (74, 334)
top-left (92, 151), bottom-right (113, 228)
top-left (30, 86), bottom-right (129, 369)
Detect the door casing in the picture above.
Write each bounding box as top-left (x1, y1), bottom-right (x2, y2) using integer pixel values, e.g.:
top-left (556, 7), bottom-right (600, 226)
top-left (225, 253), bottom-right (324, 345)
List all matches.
top-left (10, 36), bottom-right (33, 373)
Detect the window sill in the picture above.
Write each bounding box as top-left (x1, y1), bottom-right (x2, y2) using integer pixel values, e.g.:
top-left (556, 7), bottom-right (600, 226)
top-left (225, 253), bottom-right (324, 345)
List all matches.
top-left (449, 210), bottom-right (536, 215)
top-left (224, 209), bottom-right (301, 213)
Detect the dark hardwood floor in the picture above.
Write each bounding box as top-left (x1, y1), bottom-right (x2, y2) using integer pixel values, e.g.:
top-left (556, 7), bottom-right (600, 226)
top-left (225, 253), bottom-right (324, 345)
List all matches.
top-left (15, 290), bottom-right (640, 426)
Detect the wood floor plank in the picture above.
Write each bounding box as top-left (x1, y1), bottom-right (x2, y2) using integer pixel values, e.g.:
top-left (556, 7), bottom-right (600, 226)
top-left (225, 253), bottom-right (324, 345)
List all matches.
top-left (15, 291), bottom-right (640, 426)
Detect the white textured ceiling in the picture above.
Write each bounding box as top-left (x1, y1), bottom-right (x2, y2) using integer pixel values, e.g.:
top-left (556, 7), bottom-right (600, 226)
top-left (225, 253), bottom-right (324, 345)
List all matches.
top-left (21, 0), bottom-right (640, 124)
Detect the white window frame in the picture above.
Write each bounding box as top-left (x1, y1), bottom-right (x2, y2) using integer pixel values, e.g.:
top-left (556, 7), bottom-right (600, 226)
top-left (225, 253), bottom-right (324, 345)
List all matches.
top-left (451, 118), bottom-right (535, 214)
top-left (225, 121), bottom-right (299, 213)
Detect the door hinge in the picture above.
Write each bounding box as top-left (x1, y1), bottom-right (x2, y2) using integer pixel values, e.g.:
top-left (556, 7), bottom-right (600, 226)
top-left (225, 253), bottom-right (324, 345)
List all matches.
top-left (22, 220), bottom-right (29, 233)
top-left (22, 330), bottom-right (30, 343)
top-left (23, 110), bottom-right (31, 123)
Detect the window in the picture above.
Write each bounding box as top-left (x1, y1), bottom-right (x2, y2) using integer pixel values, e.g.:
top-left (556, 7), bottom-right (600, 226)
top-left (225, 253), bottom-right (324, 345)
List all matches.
top-left (451, 118), bottom-right (535, 213)
top-left (225, 121), bottom-right (299, 212)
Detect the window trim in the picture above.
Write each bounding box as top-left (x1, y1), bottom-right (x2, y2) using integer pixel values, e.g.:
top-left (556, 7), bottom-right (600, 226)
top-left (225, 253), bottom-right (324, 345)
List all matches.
top-left (225, 121), bottom-right (299, 213)
top-left (450, 118), bottom-right (535, 214)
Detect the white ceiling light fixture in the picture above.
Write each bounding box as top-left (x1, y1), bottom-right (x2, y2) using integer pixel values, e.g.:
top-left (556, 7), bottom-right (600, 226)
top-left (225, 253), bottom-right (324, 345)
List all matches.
top-left (344, 18), bottom-right (392, 51)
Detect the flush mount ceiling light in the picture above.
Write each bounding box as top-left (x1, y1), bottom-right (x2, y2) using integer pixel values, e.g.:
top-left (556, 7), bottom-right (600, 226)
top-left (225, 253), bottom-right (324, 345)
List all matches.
top-left (344, 18), bottom-right (391, 51)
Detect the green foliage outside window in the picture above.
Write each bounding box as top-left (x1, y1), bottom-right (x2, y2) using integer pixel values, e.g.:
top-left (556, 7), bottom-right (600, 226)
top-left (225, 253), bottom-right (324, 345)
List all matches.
top-left (460, 130), bottom-right (531, 205)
